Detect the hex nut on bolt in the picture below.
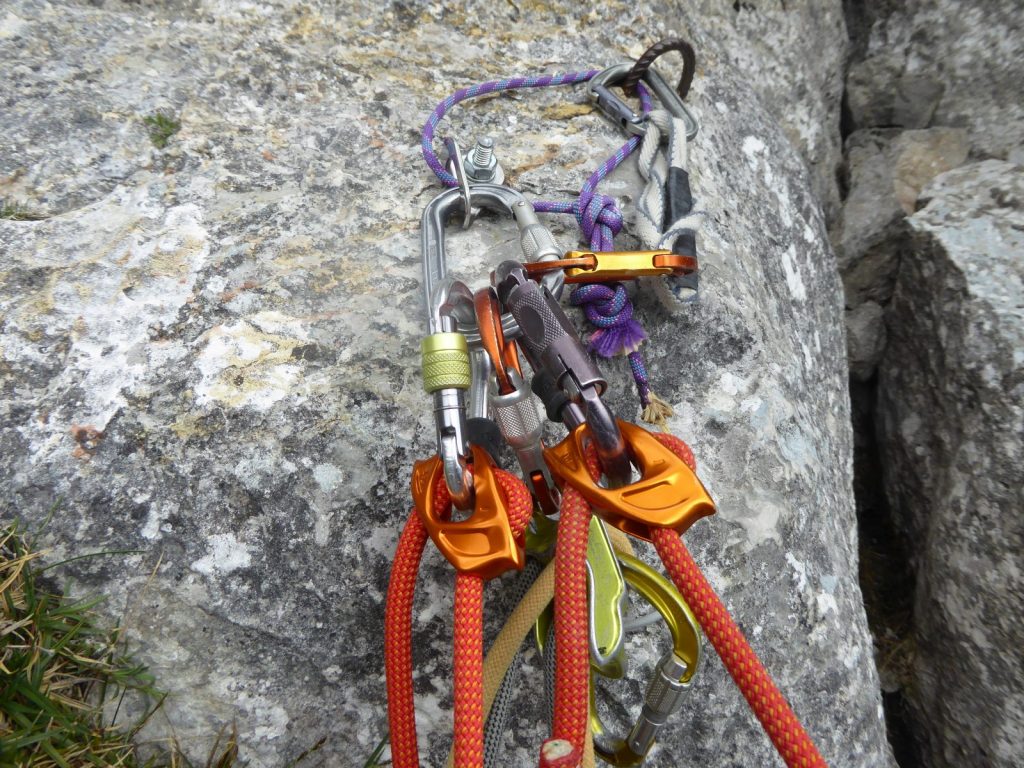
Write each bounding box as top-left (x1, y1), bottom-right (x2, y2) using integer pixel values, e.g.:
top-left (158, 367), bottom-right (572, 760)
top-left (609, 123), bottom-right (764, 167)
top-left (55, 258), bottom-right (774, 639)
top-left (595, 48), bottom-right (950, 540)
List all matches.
top-left (465, 136), bottom-right (505, 184)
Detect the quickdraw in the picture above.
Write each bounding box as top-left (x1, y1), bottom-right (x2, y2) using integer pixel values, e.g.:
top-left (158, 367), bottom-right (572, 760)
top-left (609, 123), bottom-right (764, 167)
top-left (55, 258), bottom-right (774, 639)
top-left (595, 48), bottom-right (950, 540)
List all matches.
top-left (382, 39), bottom-right (829, 768)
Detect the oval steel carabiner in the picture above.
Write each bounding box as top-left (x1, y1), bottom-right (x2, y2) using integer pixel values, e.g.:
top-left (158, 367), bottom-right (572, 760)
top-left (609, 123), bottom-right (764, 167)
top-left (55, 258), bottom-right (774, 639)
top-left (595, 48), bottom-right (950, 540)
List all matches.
top-left (420, 181), bottom-right (567, 509)
top-left (422, 182), bottom-right (565, 337)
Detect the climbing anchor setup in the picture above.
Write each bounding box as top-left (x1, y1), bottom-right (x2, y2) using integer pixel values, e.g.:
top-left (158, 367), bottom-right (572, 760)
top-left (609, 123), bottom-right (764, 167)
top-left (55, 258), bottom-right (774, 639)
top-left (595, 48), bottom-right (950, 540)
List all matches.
top-left (383, 39), bottom-right (829, 768)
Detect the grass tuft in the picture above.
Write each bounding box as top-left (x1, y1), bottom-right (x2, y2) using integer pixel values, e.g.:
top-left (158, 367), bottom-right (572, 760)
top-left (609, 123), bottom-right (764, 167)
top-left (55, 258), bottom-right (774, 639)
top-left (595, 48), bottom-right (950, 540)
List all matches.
top-left (1, 199), bottom-right (47, 221)
top-left (0, 523), bottom-right (236, 767)
top-left (143, 112), bottom-right (181, 149)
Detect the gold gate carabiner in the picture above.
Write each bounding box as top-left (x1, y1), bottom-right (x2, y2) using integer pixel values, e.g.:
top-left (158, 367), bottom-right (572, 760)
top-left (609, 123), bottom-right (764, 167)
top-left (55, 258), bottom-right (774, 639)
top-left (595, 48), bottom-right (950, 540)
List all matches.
top-left (591, 553), bottom-right (702, 766)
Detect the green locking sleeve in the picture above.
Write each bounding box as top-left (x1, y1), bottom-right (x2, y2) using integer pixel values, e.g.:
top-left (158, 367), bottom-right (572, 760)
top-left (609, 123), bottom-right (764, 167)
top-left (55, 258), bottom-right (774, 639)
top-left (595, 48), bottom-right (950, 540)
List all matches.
top-left (421, 333), bottom-right (471, 393)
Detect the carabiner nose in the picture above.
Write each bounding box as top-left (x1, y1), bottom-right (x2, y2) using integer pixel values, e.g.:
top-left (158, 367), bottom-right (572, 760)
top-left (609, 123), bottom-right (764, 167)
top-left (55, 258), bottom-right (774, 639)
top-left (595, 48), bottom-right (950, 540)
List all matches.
top-left (421, 182), bottom-right (565, 337)
top-left (588, 62), bottom-right (699, 141)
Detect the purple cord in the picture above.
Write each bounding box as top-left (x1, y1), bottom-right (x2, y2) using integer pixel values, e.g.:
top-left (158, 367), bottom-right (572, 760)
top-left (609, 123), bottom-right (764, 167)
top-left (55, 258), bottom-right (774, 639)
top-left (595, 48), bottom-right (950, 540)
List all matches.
top-left (420, 71), bottom-right (660, 408)
top-left (422, 71), bottom-right (599, 186)
top-left (420, 70), bottom-right (652, 251)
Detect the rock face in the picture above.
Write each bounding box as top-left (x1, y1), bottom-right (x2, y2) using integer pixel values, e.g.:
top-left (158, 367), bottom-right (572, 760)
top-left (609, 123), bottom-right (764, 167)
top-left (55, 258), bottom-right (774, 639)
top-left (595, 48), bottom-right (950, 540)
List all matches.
top-left (0, 2), bottom-right (892, 767)
top-left (845, 301), bottom-right (886, 383)
top-left (876, 160), bottom-right (1024, 766)
top-left (844, 0), bottom-right (1024, 160)
top-left (835, 127), bottom-right (970, 298)
top-left (836, 0), bottom-right (1021, 382)
top-left (833, 129), bottom-right (908, 310)
top-left (688, 0), bottom-right (849, 219)
top-left (832, 128), bottom-right (968, 376)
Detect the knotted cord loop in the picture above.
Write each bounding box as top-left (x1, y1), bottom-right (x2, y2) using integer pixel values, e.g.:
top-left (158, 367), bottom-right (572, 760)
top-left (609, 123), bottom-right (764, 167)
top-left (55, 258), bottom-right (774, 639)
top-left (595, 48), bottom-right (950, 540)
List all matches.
top-left (573, 192), bottom-right (622, 252)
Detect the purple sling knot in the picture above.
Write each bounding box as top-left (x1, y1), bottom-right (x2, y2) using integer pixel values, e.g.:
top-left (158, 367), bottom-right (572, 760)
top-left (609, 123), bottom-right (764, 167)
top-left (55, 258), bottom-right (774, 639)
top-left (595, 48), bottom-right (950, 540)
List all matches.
top-left (572, 192), bottom-right (622, 253)
top-left (570, 283), bottom-right (647, 358)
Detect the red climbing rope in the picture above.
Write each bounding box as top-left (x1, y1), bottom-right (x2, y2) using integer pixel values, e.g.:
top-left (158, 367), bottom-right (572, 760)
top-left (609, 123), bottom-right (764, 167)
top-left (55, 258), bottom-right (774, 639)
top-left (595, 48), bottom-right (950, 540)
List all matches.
top-left (388, 432), bottom-right (826, 768)
top-left (384, 508), bottom-right (432, 767)
top-left (385, 463), bottom-right (532, 768)
top-left (453, 573), bottom-right (485, 767)
top-left (649, 434), bottom-right (828, 768)
top-left (552, 484), bottom-right (593, 753)
top-left (453, 470), bottom-right (533, 767)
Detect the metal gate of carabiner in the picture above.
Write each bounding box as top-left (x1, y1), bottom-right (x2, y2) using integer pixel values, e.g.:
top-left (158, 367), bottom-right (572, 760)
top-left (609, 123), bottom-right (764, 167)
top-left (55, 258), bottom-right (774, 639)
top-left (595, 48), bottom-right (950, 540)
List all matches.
top-left (588, 61), bottom-right (699, 141)
top-left (534, 551), bottom-right (701, 766)
top-left (419, 173), bottom-right (565, 509)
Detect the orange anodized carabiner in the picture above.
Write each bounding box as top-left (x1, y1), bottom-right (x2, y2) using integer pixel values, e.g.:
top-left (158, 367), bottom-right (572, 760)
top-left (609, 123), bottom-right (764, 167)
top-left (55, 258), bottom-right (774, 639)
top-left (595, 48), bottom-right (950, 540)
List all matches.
top-left (473, 286), bottom-right (522, 396)
top-left (411, 444), bottom-right (525, 580)
top-left (520, 250), bottom-right (697, 284)
top-left (543, 420), bottom-right (716, 541)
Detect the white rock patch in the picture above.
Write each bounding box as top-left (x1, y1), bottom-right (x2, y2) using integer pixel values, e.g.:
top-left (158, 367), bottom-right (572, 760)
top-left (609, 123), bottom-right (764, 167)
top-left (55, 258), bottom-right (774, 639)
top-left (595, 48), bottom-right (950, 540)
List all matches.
top-left (191, 533), bottom-right (252, 575)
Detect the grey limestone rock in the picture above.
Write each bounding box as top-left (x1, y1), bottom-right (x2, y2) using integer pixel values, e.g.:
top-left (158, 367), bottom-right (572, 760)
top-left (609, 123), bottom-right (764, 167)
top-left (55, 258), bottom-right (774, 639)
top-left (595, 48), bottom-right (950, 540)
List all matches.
top-left (833, 130), bottom-right (906, 309)
top-left (845, 301), bottom-right (886, 382)
top-left (846, 54), bottom-right (943, 133)
top-left (891, 128), bottom-right (969, 215)
top-left (834, 127), bottom-right (968, 310)
top-left (876, 159), bottom-right (1024, 766)
top-left (844, 0), bottom-right (1024, 160)
top-left (0, 1), bottom-right (892, 766)
top-left (688, 0), bottom-right (850, 220)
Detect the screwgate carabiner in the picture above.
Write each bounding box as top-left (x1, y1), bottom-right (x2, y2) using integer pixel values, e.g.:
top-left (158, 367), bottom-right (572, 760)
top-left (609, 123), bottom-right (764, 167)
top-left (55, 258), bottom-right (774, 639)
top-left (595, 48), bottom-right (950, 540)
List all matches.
top-left (533, 551), bottom-right (702, 765)
top-left (422, 183), bottom-right (565, 340)
top-left (493, 260), bottom-right (633, 488)
top-left (588, 62), bottom-right (699, 141)
top-left (474, 286), bottom-right (561, 517)
top-left (421, 182), bottom-right (566, 509)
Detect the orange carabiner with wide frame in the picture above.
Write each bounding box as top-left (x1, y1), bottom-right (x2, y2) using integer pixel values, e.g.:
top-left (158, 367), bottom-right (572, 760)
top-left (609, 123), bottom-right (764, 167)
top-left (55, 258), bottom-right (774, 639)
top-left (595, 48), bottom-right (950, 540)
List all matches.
top-left (473, 286), bottom-right (522, 396)
top-left (521, 250), bottom-right (697, 283)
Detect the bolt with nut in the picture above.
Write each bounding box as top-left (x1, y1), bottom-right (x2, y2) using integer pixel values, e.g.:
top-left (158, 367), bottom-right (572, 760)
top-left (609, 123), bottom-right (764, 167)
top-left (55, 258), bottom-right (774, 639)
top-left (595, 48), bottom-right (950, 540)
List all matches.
top-left (464, 136), bottom-right (505, 185)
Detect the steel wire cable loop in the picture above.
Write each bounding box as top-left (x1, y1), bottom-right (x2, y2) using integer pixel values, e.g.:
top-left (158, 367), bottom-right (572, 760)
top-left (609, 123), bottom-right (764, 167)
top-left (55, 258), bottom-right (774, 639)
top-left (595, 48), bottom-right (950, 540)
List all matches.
top-left (621, 38), bottom-right (697, 100)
